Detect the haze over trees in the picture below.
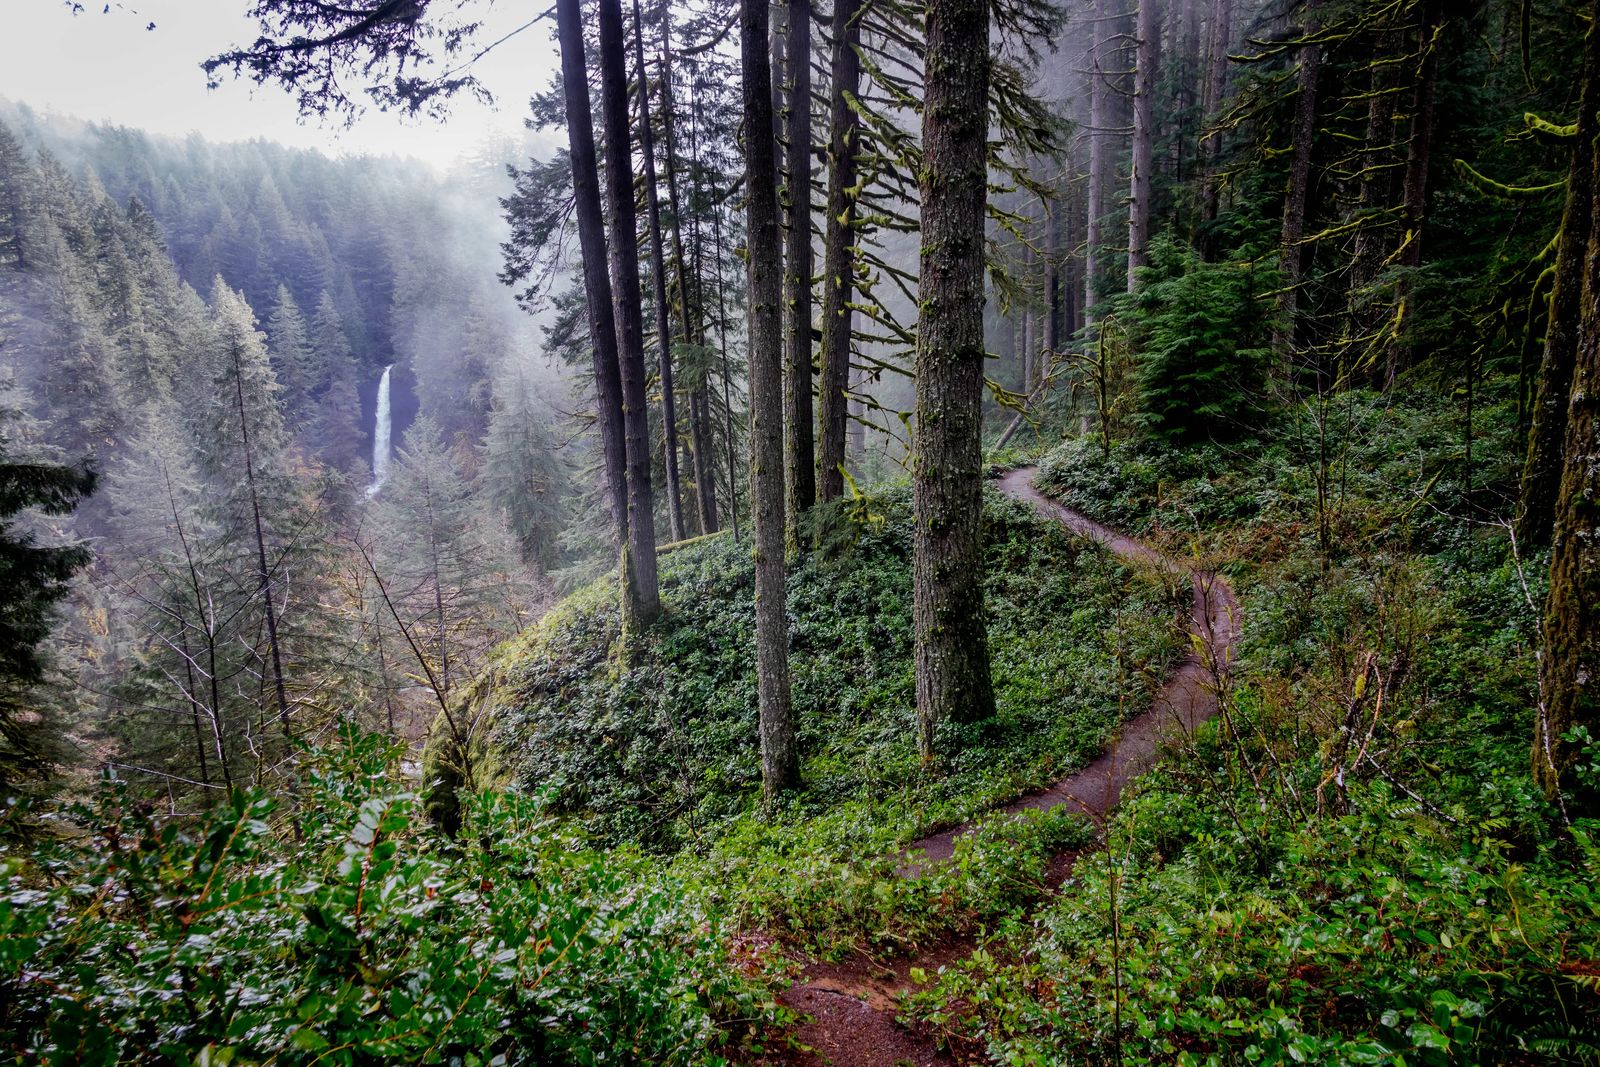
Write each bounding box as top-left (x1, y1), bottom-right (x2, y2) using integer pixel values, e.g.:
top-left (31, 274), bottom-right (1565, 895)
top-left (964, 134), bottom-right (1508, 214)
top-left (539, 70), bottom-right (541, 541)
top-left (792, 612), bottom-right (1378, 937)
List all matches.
top-left (4, 0), bottom-right (1600, 1062)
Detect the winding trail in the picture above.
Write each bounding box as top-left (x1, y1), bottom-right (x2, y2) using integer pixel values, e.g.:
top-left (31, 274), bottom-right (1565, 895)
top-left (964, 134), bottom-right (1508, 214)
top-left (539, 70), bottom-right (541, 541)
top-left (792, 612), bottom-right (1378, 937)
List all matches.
top-left (770, 467), bottom-right (1240, 1067)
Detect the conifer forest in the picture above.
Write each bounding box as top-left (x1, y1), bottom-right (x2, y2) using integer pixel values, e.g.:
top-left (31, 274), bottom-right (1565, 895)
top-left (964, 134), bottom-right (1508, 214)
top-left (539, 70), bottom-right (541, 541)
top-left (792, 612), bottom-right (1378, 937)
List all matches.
top-left (7, 0), bottom-right (1600, 1061)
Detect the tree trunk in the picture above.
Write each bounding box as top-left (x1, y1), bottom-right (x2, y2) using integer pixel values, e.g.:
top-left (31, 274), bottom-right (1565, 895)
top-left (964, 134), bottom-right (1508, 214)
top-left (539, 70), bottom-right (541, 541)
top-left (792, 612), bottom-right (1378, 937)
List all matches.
top-left (743, 0), bottom-right (799, 799)
top-left (1397, 0), bottom-right (1442, 272)
top-left (1127, 0), bottom-right (1159, 289)
top-left (556, 0), bottom-right (633, 619)
top-left (848, 342), bottom-right (866, 458)
top-left (229, 337), bottom-right (291, 744)
top-left (658, 2), bottom-right (719, 533)
top-left (1044, 194), bottom-right (1061, 358)
top-left (1198, 0), bottom-right (1231, 254)
top-left (630, 0), bottom-right (685, 542)
top-left (1350, 30), bottom-right (1398, 297)
top-left (689, 382), bottom-right (719, 530)
top-left (783, 0), bottom-right (817, 539)
top-left (816, 0), bottom-right (861, 503)
top-left (712, 200), bottom-right (742, 541)
top-left (597, 0), bottom-right (662, 626)
top-left (1021, 238), bottom-right (1035, 392)
top-left (1519, 8), bottom-right (1600, 546)
top-left (1537, 0), bottom-right (1600, 811)
top-left (1274, 0), bottom-right (1321, 359)
top-left (914, 0), bottom-right (997, 763)
top-left (1389, 0), bottom-right (1443, 386)
top-left (1085, 0), bottom-right (1108, 327)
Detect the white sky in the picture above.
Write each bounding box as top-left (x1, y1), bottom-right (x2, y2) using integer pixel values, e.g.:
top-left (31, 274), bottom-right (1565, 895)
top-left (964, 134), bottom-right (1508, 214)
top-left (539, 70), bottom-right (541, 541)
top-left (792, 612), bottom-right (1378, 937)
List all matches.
top-left (0, 0), bottom-right (561, 170)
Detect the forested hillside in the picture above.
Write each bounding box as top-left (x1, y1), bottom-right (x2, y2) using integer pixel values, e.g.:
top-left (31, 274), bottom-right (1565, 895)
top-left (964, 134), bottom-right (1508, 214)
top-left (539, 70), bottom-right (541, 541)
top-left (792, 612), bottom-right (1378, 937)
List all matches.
top-left (4, 0), bottom-right (1600, 1063)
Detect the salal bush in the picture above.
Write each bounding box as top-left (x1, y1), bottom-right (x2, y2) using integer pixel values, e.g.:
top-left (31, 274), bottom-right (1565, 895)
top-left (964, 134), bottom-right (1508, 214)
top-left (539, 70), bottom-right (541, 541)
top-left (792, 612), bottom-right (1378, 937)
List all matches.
top-left (1, 728), bottom-right (774, 1066)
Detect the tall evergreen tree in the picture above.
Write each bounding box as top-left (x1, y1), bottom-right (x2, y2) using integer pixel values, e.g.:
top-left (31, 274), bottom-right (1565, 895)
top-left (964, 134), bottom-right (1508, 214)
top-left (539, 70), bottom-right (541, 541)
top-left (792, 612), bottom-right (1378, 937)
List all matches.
top-left (782, 0), bottom-right (817, 541)
top-left (374, 415), bottom-right (529, 701)
top-left (0, 398), bottom-right (94, 797)
top-left (204, 283), bottom-right (292, 742)
top-left (597, 0), bottom-right (662, 626)
top-left (743, 0), bottom-right (800, 800)
top-left (1519, 8), bottom-right (1600, 546)
top-left (1535, 0), bottom-right (1600, 816)
top-left (816, 0), bottom-right (861, 504)
top-left (913, 0), bottom-right (997, 762)
top-left (554, 0), bottom-right (647, 636)
top-left (264, 285), bottom-right (315, 421)
top-left (631, 0), bottom-right (687, 543)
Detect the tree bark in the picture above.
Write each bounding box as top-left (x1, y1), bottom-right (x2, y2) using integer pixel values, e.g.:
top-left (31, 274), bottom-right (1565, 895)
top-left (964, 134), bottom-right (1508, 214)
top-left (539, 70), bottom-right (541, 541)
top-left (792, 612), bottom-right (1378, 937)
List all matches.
top-left (914, 0), bottom-right (997, 763)
top-left (630, 0), bottom-right (685, 542)
top-left (1085, 0), bottom-right (1109, 326)
top-left (1198, 0), bottom-right (1231, 255)
top-left (1350, 29), bottom-right (1398, 297)
top-left (1519, 7), bottom-right (1600, 546)
top-left (1127, 0), bottom-right (1159, 289)
top-left (712, 199), bottom-right (741, 541)
top-left (1537, 0), bottom-right (1600, 812)
top-left (1397, 0), bottom-right (1442, 275)
top-left (783, 0), bottom-right (817, 538)
top-left (1274, 0), bottom-right (1321, 359)
top-left (1388, 0), bottom-right (1443, 385)
top-left (743, 0), bottom-right (799, 799)
top-left (597, 0), bottom-right (662, 626)
top-left (816, 0), bottom-right (861, 503)
top-left (1044, 194), bottom-right (1061, 358)
top-left (658, 6), bottom-right (719, 534)
top-left (1021, 238), bottom-right (1036, 392)
top-left (556, 0), bottom-right (632, 613)
top-left (848, 342), bottom-right (866, 458)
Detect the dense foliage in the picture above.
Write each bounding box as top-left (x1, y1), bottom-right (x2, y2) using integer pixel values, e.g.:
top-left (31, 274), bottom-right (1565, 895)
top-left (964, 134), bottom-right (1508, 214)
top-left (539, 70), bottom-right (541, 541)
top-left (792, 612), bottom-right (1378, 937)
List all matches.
top-left (427, 488), bottom-right (1182, 854)
top-left (902, 397), bottom-right (1600, 1063)
top-left (2, 727), bottom-right (779, 1066)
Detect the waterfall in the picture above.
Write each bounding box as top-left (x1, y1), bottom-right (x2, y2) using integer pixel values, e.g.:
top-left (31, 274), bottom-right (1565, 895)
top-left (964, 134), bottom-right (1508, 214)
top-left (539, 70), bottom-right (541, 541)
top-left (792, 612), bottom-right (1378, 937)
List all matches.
top-left (366, 364), bottom-right (393, 498)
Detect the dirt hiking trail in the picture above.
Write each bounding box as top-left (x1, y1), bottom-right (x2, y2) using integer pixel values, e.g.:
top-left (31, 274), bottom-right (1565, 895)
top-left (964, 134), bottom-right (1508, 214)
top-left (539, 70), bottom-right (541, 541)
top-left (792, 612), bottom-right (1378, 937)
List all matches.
top-left (768, 467), bottom-right (1240, 1067)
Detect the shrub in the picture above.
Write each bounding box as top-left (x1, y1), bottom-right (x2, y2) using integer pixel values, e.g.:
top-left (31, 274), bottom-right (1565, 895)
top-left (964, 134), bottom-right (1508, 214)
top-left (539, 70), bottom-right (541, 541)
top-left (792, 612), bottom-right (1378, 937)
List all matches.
top-left (1, 726), bottom-right (777, 1066)
top-left (1124, 236), bottom-right (1275, 445)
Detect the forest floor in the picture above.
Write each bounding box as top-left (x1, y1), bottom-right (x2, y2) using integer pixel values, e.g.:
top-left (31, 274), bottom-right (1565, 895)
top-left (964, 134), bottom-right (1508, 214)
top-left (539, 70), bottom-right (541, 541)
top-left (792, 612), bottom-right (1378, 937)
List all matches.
top-left (769, 466), bottom-right (1240, 1067)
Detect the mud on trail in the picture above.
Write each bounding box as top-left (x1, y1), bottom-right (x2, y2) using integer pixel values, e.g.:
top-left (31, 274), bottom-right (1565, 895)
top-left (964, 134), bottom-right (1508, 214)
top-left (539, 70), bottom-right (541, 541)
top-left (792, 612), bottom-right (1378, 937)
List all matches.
top-left (763, 467), bottom-right (1240, 1067)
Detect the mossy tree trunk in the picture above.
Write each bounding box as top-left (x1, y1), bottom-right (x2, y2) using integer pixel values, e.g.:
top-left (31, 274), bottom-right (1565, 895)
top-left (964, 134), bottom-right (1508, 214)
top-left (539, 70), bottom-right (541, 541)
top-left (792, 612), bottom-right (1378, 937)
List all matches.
top-left (1274, 0), bottom-right (1320, 361)
top-left (1536, 0), bottom-right (1600, 815)
top-left (913, 0), bottom-right (997, 764)
top-left (1519, 8), bottom-right (1600, 547)
top-left (743, 0), bottom-right (800, 800)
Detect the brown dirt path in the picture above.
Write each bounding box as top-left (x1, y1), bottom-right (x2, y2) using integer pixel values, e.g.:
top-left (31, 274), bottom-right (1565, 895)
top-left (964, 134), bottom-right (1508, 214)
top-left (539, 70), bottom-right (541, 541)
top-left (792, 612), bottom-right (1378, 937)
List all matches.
top-left (765, 467), bottom-right (1240, 1067)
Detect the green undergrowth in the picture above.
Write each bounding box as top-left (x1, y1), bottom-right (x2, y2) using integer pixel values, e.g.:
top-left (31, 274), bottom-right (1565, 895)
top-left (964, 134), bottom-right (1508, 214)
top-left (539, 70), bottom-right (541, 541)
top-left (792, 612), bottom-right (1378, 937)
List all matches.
top-left (684, 804), bottom-right (1095, 959)
top-left (901, 390), bottom-right (1600, 1064)
top-left (424, 484), bottom-right (1181, 956)
top-left (1034, 384), bottom-right (1522, 572)
top-left (1, 727), bottom-right (783, 1066)
top-left (442, 484), bottom-right (1181, 855)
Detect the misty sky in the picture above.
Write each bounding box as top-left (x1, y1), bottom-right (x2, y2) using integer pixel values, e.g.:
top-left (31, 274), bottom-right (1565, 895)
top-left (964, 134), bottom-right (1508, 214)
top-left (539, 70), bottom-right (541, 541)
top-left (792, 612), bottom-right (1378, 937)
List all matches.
top-left (0, 1), bottom-right (562, 169)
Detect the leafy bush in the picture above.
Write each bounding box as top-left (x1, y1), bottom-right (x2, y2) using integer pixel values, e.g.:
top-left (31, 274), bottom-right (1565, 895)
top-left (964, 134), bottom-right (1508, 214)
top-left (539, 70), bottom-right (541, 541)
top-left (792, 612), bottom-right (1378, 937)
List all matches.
top-left (1, 726), bottom-right (778, 1066)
